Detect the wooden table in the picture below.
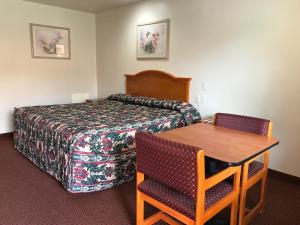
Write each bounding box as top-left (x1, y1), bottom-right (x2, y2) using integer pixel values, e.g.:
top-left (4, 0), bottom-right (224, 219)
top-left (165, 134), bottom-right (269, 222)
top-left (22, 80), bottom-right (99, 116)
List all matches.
top-left (156, 123), bottom-right (279, 166)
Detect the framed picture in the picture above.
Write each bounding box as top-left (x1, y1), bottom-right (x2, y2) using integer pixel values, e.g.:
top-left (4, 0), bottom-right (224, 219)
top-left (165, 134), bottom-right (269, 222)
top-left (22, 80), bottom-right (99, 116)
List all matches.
top-left (30, 23), bottom-right (71, 59)
top-left (137, 19), bottom-right (170, 59)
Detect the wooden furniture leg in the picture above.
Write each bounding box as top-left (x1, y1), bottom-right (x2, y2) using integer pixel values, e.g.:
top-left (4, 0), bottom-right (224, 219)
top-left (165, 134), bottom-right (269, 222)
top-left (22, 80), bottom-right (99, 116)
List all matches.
top-left (231, 166), bottom-right (241, 225)
top-left (239, 151), bottom-right (270, 225)
top-left (239, 162), bottom-right (249, 225)
top-left (260, 151), bottom-right (269, 213)
top-left (136, 172), bottom-right (145, 225)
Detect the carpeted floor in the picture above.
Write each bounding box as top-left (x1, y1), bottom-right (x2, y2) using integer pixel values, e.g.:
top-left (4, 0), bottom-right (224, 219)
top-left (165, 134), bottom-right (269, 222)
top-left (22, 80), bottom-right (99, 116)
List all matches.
top-left (0, 134), bottom-right (299, 225)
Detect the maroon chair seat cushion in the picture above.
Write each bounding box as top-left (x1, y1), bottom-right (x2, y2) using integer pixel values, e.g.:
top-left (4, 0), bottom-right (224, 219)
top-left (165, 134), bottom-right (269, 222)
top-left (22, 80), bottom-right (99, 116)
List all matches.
top-left (138, 179), bottom-right (233, 220)
top-left (248, 161), bottom-right (264, 178)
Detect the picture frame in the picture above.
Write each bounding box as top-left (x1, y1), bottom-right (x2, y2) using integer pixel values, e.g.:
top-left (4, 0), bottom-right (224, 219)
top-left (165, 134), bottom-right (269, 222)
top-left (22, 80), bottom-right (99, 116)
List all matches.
top-left (29, 23), bottom-right (71, 59)
top-left (137, 19), bottom-right (170, 60)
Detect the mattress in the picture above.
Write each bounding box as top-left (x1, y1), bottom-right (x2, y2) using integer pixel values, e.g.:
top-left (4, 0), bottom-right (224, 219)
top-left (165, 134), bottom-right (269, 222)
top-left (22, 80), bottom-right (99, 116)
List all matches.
top-left (13, 94), bottom-right (201, 193)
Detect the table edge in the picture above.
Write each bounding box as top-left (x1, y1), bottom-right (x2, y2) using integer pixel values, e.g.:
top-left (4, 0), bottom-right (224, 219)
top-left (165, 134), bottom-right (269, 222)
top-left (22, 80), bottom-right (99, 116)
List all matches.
top-left (224, 140), bottom-right (280, 167)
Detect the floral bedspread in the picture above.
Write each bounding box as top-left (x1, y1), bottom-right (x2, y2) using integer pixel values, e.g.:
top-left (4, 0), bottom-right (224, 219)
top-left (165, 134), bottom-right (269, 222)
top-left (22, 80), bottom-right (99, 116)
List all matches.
top-left (14, 94), bottom-right (201, 193)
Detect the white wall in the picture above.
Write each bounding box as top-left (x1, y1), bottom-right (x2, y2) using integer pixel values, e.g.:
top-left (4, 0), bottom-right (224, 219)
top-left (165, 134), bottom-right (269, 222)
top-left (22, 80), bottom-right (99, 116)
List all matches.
top-left (0, 0), bottom-right (97, 133)
top-left (96, 0), bottom-right (300, 177)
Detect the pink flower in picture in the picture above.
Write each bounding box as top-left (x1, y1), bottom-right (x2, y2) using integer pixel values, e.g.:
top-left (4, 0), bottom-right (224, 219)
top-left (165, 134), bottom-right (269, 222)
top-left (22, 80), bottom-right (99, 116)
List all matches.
top-left (137, 19), bottom-right (169, 59)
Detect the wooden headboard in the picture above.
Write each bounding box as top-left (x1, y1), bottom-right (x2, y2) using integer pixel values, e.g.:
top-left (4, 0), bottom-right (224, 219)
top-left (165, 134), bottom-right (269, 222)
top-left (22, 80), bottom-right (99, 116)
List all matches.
top-left (125, 70), bottom-right (191, 102)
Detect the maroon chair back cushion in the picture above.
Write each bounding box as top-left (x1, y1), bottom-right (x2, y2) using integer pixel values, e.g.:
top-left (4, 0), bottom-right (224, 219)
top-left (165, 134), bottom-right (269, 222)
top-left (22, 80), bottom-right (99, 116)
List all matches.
top-left (215, 113), bottom-right (270, 136)
top-left (135, 132), bottom-right (199, 199)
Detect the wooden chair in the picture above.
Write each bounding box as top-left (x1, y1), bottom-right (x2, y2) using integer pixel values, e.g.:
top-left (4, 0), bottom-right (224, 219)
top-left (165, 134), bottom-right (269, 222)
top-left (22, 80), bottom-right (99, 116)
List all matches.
top-left (213, 113), bottom-right (272, 225)
top-left (135, 132), bottom-right (241, 225)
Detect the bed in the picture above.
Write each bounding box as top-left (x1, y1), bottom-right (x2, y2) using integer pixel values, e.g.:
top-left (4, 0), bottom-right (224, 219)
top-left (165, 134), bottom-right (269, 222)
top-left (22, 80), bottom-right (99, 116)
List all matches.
top-left (13, 70), bottom-right (201, 193)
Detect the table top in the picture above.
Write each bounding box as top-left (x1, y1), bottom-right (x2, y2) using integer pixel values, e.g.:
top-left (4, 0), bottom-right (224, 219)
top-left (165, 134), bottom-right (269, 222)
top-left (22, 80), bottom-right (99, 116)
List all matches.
top-left (156, 123), bottom-right (279, 166)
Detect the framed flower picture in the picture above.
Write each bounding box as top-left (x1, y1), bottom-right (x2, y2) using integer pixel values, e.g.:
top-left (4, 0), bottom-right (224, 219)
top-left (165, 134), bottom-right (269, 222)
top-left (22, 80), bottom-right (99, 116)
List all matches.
top-left (137, 19), bottom-right (170, 59)
top-left (30, 23), bottom-right (71, 59)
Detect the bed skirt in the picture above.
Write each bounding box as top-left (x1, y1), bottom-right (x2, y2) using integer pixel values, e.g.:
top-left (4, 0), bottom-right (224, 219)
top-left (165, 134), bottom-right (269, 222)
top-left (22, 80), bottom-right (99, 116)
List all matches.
top-left (14, 128), bottom-right (137, 193)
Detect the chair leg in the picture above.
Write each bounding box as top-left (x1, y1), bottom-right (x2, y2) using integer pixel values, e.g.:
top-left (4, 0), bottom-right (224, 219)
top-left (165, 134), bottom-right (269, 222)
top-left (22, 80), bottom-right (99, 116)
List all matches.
top-left (238, 190), bottom-right (247, 225)
top-left (260, 152), bottom-right (269, 214)
top-left (136, 172), bottom-right (145, 225)
top-left (238, 161), bottom-right (249, 225)
top-left (259, 174), bottom-right (267, 213)
top-left (195, 215), bottom-right (205, 225)
top-left (230, 197), bottom-right (239, 225)
top-left (136, 190), bottom-right (144, 225)
top-left (231, 166), bottom-right (241, 225)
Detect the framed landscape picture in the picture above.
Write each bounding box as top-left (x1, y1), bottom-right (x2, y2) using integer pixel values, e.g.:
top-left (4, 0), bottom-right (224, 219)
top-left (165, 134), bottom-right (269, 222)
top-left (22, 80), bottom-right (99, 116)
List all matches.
top-left (30, 23), bottom-right (71, 59)
top-left (137, 19), bottom-right (170, 59)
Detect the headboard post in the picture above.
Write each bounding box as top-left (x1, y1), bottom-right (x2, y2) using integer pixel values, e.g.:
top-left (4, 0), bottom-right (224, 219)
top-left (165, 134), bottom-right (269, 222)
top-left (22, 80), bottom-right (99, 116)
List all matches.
top-left (125, 70), bottom-right (191, 102)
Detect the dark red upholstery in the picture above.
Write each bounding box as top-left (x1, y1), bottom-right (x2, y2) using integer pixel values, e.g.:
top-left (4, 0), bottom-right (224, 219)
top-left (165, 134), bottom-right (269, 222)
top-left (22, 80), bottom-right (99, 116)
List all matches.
top-left (214, 113), bottom-right (270, 136)
top-left (138, 179), bottom-right (233, 220)
top-left (248, 161), bottom-right (264, 178)
top-left (135, 132), bottom-right (199, 199)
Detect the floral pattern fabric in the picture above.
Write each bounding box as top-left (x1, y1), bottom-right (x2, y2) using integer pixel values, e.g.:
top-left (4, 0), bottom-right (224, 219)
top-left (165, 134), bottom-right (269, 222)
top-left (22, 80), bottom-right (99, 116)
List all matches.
top-left (108, 94), bottom-right (201, 125)
top-left (14, 96), bottom-right (201, 193)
